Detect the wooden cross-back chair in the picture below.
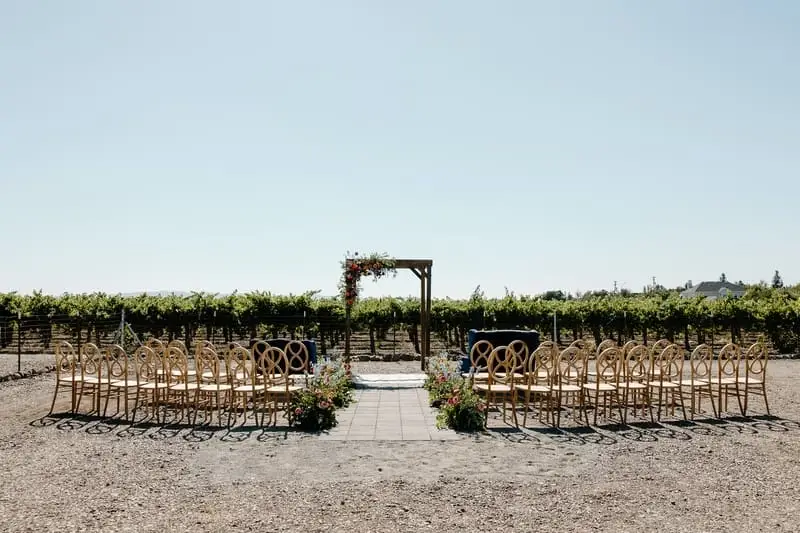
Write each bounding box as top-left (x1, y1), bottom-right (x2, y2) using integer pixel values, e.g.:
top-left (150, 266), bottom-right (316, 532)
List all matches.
top-left (617, 344), bottom-right (651, 423)
top-left (285, 340), bottom-right (311, 386)
top-left (473, 346), bottom-right (514, 425)
top-left (648, 344), bottom-right (687, 421)
top-left (164, 346), bottom-right (198, 422)
top-left (132, 345), bottom-right (168, 423)
top-left (251, 340), bottom-right (272, 384)
top-left (463, 340), bottom-right (493, 383)
top-left (194, 345), bottom-right (231, 426)
top-left (709, 343), bottom-right (742, 416)
top-left (553, 346), bottom-right (587, 427)
top-left (76, 342), bottom-right (105, 414)
top-left (259, 346), bottom-right (300, 426)
top-left (681, 344), bottom-right (717, 419)
top-left (103, 344), bottom-right (138, 420)
top-left (738, 340), bottom-right (770, 416)
top-left (515, 342), bottom-right (555, 426)
top-left (583, 347), bottom-right (623, 425)
top-left (50, 341), bottom-right (81, 414)
top-left (229, 345), bottom-right (261, 426)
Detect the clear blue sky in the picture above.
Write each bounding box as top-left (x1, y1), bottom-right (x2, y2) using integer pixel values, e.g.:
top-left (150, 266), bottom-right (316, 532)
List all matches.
top-left (1, 1), bottom-right (798, 299)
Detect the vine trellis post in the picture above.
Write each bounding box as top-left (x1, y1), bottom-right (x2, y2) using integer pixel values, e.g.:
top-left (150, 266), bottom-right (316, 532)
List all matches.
top-left (342, 257), bottom-right (433, 372)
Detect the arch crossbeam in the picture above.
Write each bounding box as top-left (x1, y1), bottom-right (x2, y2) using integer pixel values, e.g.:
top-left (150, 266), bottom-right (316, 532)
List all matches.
top-left (343, 258), bottom-right (432, 371)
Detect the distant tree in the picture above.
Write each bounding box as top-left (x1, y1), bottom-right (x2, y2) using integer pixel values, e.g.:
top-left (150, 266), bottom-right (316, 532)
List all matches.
top-left (541, 290), bottom-right (566, 301)
top-left (719, 273), bottom-right (727, 283)
top-left (772, 270), bottom-right (784, 289)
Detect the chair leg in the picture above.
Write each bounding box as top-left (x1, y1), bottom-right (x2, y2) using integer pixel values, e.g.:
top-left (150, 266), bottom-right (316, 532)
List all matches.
top-left (555, 391), bottom-right (562, 428)
top-left (48, 384), bottom-right (61, 415)
top-left (735, 383), bottom-right (744, 416)
top-left (762, 382), bottom-right (770, 415)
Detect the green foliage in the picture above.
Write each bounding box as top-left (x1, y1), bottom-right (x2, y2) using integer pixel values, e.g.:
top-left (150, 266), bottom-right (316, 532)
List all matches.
top-left (423, 353), bottom-right (462, 405)
top-left (434, 379), bottom-right (487, 432)
top-left (286, 360), bottom-right (354, 431)
top-left (424, 353), bottom-right (486, 432)
top-left (3, 284), bottom-right (800, 354)
top-left (286, 386), bottom-right (338, 431)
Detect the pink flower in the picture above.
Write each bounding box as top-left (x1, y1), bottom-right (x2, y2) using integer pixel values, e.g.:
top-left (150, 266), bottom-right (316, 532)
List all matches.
top-left (294, 407), bottom-right (303, 416)
top-left (319, 401), bottom-right (330, 409)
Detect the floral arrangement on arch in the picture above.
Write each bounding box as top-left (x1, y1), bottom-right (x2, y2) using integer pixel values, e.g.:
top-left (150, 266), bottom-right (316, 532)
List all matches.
top-left (339, 251), bottom-right (397, 308)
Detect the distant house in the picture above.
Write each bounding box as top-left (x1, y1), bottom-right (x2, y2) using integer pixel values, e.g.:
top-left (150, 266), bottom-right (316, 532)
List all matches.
top-left (680, 281), bottom-right (746, 300)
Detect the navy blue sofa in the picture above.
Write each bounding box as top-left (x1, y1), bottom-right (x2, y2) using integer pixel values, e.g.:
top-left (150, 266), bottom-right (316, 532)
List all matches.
top-left (459, 329), bottom-right (541, 373)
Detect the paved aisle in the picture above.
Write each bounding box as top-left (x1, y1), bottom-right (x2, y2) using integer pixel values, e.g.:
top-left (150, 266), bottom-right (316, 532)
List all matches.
top-left (319, 387), bottom-right (460, 441)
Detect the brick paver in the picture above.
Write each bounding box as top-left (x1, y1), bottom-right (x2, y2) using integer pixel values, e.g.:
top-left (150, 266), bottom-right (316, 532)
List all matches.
top-left (319, 388), bottom-right (460, 441)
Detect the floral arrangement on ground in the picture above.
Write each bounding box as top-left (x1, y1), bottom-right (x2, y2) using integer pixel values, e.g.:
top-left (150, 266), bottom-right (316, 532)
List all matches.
top-left (424, 354), bottom-right (487, 432)
top-left (286, 359), bottom-right (355, 431)
top-left (340, 251), bottom-right (397, 308)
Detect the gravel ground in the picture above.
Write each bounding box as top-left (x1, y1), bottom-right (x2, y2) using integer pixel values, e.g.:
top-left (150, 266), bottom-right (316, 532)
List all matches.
top-left (0, 353), bottom-right (52, 377)
top-left (0, 362), bottom-right (798, 532)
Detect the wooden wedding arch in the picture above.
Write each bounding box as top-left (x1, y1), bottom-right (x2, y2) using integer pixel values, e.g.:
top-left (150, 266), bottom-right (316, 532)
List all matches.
top-left (342, 256), bottom-right (432, 371)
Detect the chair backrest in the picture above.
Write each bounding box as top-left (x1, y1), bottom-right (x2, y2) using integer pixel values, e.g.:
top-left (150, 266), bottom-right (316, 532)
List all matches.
top-left (469, 340), bottom-right (493, 372)
top-left (688, 344), bottom-right (714, 382)
top-left (54, 341), bottom-right (78, 380)
top-left (623, 345), bottom-right (650, 383)
top-left (103, 344), bottom-right (129, 382)
top-left (596, 339), bottom-right (617, 356)
top-left (257, 346), bottom-right (289, 385)
top-left (621, 340), bottom-right (638, 358)
top-left (507, 339), bottom-right (529, 375)
top-left (133, 345), bottom-right (160, 383)
top-left (653, 344), bottom-right (683, 383)
top-left (742, 340), bottom-right (768, 382)
top-left (717, 343), bottom-right (740, 380)
top-left (227, 345), bottom-right (255, 386)
top-left (79, 343), bottom-right (103, 379)
top-left (528, 341), bottom-right (556, 384)
top-left (251, 340), bottom-right (271, 360)
top-left (650, 339), bottom-right (671, 359)
top-left (595, 347), bottom-right (622, 385)
top-left (165, 346), bottom-right (189, 385)
top-left (285, 340), bottom-right (310, 374)
top-left (167, 339), bottom-right (188, 354)
top-left (556, 346), bottom-right (586, 386)
top-left (196, 346), bottom-right (221, 381)
top-left (569, 339), bottom-right (590, 352)
top-left (145, 338), bottom-right (166, 357)
top-left (486, 346), bottom-right (514, 386)
top-left (195, 340), bottom-right (216, 357)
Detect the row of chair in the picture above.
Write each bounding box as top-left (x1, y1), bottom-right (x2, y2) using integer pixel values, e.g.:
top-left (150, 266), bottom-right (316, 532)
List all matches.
top-left (50, 338), bottom-right (312, 427)
top-left (467, 338), bottom-right (769, 428)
